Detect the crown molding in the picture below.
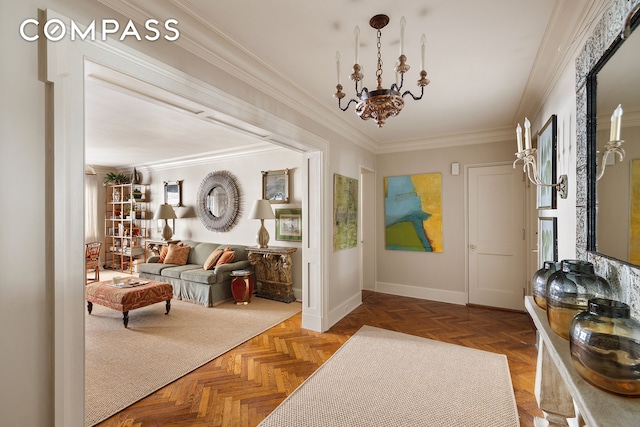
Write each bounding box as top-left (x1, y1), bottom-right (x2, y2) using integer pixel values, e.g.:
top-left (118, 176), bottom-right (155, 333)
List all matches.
top-left (376, 127), bottom-right (514, 154)
top-left (97, 0), bottom-right (377, 154)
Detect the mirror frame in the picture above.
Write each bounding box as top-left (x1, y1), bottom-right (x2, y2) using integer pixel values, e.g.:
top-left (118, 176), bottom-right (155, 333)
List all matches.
top-left (585, 6), bottom-right (640, 262)
top-left (575, 0), bottom-right (640, 305)
top-left (196, 170), bottom-right (241, 232)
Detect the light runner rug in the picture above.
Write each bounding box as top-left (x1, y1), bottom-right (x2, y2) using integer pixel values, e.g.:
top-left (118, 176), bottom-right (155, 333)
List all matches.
top-left (259, 325), bottom-right (520, 427)
top-left (85, 298), bottom-right (301, 426)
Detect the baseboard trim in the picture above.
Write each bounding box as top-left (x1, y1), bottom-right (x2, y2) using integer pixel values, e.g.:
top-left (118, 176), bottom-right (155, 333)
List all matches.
top-left (376, 282), bottom-right (467, 305)
top-left (327, 292), bottom-right (362, 329)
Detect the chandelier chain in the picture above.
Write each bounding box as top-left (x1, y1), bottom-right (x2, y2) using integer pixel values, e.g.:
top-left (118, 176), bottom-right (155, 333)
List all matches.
top-left (376, 29), bottom-right (383, 80)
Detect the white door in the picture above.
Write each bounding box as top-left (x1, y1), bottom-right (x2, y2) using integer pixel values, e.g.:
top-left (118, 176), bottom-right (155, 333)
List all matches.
top-left (468, 164), bottom-right (525, 311)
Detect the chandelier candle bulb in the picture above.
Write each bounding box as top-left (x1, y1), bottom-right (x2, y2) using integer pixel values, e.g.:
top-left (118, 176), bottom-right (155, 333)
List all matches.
top-left (524, 118), bottom-right (532, 150)
top-left (420, 34), bottom-right (426, 71)
top-left (516, 123), bottom-right (523, 153)
top-left (354, 25), bottom-right (360, 65)
top-left (336, 51), bottom-right (341, 84)
top-left (400, 16), bottom-right (406, 56)
top-left (610, 104), bottom-right (623, 141)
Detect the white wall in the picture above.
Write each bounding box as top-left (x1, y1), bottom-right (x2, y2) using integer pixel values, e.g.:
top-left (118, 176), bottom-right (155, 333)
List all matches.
top-left (375, 140), bottom-right (515, 303)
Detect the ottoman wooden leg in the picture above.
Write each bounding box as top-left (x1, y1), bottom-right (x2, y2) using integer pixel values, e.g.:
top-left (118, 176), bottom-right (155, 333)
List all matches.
top-left (123, 311), bottom-right (129, 328)
top-left (87, 301), bottom-right (93, 314)
top-left (165, 300), bottom-right (171, 315)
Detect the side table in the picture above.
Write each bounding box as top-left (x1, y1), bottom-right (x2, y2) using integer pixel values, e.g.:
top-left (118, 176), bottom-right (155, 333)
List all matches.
top-left (230, 271), bottom-right (254, 305)
top-left (246, 246), bottom-right (297, 303)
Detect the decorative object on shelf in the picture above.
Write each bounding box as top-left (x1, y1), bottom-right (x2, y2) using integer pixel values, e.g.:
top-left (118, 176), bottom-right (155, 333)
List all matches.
top-left (384, 173), bottom-right (442, 252)
top-left (261, 169), bottom-right (289, 204)
top-left (538, 217), bottom-right (558, 266)
top-left (163, 180), bottom-right (183, 207)
top-left (132, 188), bottom-right (142, 200)
top-left (334, 174), bottom-right (359, 251)
top-left (513, 115), bottom-right (568, 202)
top-left (249, 199), bottom-right (276, 248)
top-left (113, 188), bottom-right (121, 203)
top-left (546, 260), bottom-right (611, 339)
top-left (570, 298), bottom-right (640, 396)
top-left (275, 208), bottom-right (302, 242)
top-left (130, 167), bottom-right (140, 185)
top-left (247, 246), bottom-right (297, 303)
top-left (154, 203), bottom-right (177, 241)
top-left (196, 171), bottom-right (241, 232)
top-left (596, 104), bottom-right (625, 181)
top-left (334, 14), bottom-right (429, 128)
top-left (103, 172), bottom-right (130, 186)
top-left (532, 261), bottom-right (561, 310)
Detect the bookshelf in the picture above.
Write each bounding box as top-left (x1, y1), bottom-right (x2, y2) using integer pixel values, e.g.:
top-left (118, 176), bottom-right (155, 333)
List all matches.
top-left (105, 183), bottom-right (149, 273)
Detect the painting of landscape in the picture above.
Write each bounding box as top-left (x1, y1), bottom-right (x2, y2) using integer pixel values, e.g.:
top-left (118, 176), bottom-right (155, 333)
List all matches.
top-left (333, 174), bottom-right (358, 251)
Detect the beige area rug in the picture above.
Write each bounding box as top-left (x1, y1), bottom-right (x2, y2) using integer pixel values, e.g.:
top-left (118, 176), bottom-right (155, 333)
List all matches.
top-left (259, 325), bottom-right (520, 427)
top-left (85, 297), bottom-right (301, 426)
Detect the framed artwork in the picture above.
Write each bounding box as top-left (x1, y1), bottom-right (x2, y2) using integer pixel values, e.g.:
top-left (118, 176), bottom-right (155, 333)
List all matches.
top-left (262, 169), bottom-right (290, 203)
top-left (384, 173), bottom-right (443, 252)
top-left (537, 114), bottom-right (557, 209)
top-left (333, 174), bottom-right (358, 251)
top-left (538, 217), bottom-right (558, 265)
top-left (164, 180), bottom-right (183, 207)
top-left (275, 208), bottom-right (302, 241)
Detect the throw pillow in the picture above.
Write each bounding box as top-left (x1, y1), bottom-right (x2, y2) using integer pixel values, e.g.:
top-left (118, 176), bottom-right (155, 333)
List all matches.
top-left (215, 248), bottom-right (235, 266)
top-left (164, 244), bottom-right (191, 265)
top-left (158, 245), bottom-right (169, 263)
top-left (204, 249), bottom-right (223, 270)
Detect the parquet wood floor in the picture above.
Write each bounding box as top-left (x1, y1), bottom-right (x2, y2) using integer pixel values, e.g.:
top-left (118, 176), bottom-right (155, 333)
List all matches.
top-left (94, 291), bottom-right (542, 426)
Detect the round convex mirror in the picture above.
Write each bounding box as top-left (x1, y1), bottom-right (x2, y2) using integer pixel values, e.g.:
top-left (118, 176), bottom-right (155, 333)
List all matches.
top-left (207, 186), bottom-right (228, 217)
top-left (197, 171), bottom-right (241, 232)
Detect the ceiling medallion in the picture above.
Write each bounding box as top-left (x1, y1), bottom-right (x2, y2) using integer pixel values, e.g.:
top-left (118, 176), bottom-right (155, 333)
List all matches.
top-left (334, 14), bottom-right (429, 128)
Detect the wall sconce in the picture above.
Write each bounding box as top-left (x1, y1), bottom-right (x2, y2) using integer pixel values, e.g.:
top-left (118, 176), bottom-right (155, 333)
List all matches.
top-left (513, 117), bottom-right (568, 199)
top-left (596, 104), bottom-right (625, 181)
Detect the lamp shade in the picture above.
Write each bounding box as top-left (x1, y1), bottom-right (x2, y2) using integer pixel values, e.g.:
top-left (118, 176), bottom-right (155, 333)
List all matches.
top-left (248, 199), bottom-right (275, 220)
top-left (154, 203), bottom-right (177, 220)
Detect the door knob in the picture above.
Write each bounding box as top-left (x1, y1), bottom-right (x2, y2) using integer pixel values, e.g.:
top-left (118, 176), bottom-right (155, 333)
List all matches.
top-left (469, 244), bottom-right (476, 250)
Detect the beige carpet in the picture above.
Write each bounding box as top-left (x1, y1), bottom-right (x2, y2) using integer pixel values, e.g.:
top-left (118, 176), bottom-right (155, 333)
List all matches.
top-left (259, 325), bottom-right (520, 427)
top-left (85, 297), bottom-right (301, 426)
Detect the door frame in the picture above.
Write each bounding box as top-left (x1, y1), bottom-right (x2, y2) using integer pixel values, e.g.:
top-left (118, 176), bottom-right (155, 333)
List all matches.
top-left (464, 161), bottom-right (526, 305)
top-left (42, 9), bottom-right (328, 426)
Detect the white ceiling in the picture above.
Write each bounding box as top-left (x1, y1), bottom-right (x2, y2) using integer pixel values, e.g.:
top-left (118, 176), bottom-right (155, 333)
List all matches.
top-left (87, 0), bottom-right (600, 168)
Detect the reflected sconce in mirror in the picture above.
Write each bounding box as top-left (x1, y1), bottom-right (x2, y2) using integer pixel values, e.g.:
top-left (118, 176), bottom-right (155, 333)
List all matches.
top-left (596, 104), bottom-right (625, 181)
top-left (513, 117), bottom-right (568, 199)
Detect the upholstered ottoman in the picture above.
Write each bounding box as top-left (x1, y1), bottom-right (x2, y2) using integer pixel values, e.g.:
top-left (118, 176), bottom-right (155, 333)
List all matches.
top-left (85, 280), bottom-right (173, 328)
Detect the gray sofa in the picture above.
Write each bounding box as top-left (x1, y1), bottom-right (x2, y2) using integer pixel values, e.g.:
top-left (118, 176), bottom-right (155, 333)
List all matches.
top-left (138, 240), bottom-right (251, 307)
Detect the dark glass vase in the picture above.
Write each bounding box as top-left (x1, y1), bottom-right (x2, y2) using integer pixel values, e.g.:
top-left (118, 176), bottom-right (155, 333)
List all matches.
top-left (532, 261), bottom-right (561, 310)
top-left (546, 260), bottom-right (610, 339)
top-left (570, 298), bottom-right (640, 396)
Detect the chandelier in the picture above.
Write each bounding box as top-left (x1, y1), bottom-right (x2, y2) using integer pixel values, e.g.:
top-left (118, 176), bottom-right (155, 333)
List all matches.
top-left (334, 14), bottom-right (429, 128)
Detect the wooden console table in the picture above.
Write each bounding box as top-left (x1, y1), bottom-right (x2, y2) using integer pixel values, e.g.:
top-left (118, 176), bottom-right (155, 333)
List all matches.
top-left (246, 246), bottom-right (296, 303)
top-left (525, 296), bottom-right (640, 426)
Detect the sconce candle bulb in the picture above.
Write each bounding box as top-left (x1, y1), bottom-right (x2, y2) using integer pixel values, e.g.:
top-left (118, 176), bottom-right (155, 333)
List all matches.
top-left (514, 117), bottom-right (568, 199)
top-left (610, 104), bottom-right (623, 142)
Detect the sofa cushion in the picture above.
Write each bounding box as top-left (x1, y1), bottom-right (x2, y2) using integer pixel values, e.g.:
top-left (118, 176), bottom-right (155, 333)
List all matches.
top-left (137, 262), bottom-right (171, 275)
top-left (203, 249), bottom-right (223, 270)
top-left (164, 244), bottom-right (191, 265)
top-left (185, 241), bottom-right (220, 266)
top-left (180, 268), bottom-right (218, 285)
top-left (216, 248), bottom-right (235, 266)
top-left (160, 264), bottom-right (200, 279)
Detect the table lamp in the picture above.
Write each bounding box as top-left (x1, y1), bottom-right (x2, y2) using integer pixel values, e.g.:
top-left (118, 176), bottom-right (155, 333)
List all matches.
top-left (248, 199), bottom-right (275, 248)
top-left (154, 204), bottom-right (177, 241)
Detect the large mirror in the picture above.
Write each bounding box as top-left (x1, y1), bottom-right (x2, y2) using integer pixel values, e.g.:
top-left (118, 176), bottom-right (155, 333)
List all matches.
top-left (588, 12), bottom-right (640, 265)
top-left (196, 171), bottom-right (241, 232)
